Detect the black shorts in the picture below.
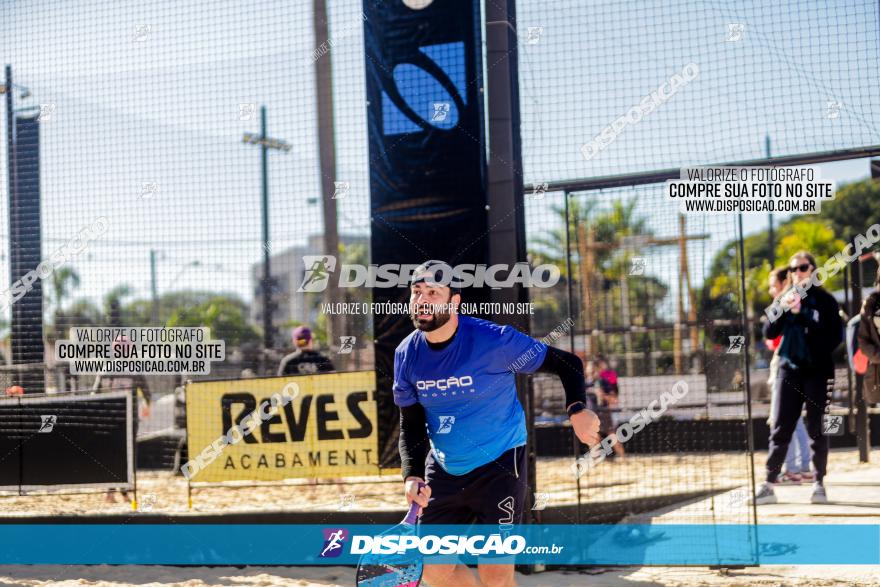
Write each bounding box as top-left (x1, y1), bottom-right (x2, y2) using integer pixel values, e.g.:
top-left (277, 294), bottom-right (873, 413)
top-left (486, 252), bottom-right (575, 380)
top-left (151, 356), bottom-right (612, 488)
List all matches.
top-left (420, 445), bottom-right (528, 525)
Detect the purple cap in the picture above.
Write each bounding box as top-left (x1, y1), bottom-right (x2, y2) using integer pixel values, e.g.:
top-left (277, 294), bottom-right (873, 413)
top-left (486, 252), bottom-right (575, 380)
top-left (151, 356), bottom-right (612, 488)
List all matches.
top-left (292, 326), bottom-right (312, 346)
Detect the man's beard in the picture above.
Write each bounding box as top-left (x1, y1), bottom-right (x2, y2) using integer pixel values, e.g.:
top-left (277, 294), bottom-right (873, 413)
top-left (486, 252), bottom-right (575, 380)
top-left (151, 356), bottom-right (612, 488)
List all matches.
top-left (412, 306), bottom-right (453, 332)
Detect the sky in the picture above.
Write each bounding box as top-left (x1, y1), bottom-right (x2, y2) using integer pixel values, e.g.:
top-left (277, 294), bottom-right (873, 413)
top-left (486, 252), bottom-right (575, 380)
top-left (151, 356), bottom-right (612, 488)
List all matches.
top-left (0, 0), bottom-right (878, 315)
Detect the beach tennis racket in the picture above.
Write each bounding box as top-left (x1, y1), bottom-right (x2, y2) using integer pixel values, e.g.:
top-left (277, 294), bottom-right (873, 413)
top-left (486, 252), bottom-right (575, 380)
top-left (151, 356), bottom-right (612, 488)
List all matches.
top-left (355, 482), bottom-right (425, 587)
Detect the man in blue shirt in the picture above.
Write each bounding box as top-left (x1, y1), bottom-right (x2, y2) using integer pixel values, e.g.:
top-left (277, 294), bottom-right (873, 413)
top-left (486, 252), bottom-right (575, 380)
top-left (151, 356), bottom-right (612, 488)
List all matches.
top-left (395, 261), bottom-right (600, 587)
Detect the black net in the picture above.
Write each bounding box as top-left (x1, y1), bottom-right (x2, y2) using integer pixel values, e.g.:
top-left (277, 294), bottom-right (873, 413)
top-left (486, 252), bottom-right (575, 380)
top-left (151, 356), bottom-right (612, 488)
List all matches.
top-left (0, 1), bottom-right (375, 477)
top-left (525, 186), bottom-right (756, 531)
top-left (516, 0), bottom-right (880, 558)
top-left (0, 0), bottom-right (875, 551)
top-left (517, 0), bottom-right (880, 178)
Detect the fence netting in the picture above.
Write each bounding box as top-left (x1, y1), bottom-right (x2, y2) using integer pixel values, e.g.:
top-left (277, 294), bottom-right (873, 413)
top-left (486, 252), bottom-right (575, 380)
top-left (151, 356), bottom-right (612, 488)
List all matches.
top-left (525, 186), bottom-right (755, 535)
top-left (0, 1), bottom-right (876, 550)
top-left (517, 0), bottom-right (880, 178)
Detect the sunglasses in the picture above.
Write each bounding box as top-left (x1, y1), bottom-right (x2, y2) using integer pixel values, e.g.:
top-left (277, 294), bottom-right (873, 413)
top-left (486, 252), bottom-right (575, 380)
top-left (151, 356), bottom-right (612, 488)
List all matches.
top-left (790, 263), bottom-right (812, 273)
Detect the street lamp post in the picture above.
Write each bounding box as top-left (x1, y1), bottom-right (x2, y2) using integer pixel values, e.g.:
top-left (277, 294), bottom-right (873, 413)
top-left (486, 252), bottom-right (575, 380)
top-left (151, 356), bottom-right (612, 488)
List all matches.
top-left (242, 106), bottom-right (290, 352)
top-left (766, 134), bottom-right (774, 260)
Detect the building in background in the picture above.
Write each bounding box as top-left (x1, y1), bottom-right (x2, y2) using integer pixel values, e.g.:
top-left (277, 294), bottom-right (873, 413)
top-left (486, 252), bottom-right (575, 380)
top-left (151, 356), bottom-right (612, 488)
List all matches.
top-left (249, 233), bottom-right (369, 349)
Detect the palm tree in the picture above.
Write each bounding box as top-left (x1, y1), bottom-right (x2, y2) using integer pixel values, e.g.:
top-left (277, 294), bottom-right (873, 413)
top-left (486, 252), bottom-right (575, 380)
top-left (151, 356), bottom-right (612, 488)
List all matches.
top-left (529, 196), bottom-right (650, 281)
top-left (529, 197), bottom-right (598, 278)
top-left (529, 195), bottom-right (667, 373)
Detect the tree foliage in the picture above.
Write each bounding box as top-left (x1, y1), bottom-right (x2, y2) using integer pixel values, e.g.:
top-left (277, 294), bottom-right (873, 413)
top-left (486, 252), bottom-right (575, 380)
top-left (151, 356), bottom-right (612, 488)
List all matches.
top-left (703, 178), bottom-right (875, 321)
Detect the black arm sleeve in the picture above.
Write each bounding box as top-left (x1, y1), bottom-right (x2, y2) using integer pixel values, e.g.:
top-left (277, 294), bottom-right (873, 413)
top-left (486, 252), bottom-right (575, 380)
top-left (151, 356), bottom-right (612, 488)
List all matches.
top-left (399, 403), bottom-right (430, 480)
top-left (537, 346), bottom-right (587, 409)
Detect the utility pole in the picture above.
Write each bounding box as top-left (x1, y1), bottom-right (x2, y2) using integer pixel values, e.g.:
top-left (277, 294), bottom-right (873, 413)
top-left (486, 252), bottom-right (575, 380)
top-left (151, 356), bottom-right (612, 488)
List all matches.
top-left (313, 0), bottom-right (342, 350)
top-left (852, 249), bottom-right (869, 463)
top-left (576, 224), bottom-right (614, 358)
top-left (680, 215), bottom-right (700, 368)
top-left (766, 134), bottom-right (774, 261)
top-left (242, 106), bottom-right (290, 351)
top-left (575, 225), bottom-right (706, 374)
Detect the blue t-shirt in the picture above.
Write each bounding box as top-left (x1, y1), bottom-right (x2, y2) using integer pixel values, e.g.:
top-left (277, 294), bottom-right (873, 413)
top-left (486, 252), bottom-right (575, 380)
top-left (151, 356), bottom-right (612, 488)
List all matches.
top-left (393, 316), bottom-right (548, 475)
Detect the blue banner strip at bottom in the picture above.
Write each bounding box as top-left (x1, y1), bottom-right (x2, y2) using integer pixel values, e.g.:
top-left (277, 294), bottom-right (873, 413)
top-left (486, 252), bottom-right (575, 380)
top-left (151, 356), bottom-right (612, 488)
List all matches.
top-left (0, 525), bottom-right (876, 565)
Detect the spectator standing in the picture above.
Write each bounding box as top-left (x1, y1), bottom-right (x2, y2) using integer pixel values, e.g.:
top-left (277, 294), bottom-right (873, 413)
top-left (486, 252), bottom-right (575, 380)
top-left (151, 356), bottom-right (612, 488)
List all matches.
top-left (765, 266), bottom-right (812, 484)
top-left (753, 252), bottom-right (842, 505)
top-left (594, 355), bottom-right (624, 460)
top-left (277, 326), bottom-right (335, 376)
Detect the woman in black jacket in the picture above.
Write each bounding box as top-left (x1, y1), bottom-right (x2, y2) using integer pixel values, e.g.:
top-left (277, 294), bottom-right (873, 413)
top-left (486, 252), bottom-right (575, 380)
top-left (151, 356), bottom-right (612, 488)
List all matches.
top-left (752, 252), bottom-right (842, 505)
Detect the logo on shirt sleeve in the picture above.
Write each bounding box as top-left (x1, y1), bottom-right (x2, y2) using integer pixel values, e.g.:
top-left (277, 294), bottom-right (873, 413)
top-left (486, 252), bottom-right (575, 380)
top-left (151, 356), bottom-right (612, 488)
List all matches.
top-left (436, 416), bottom-right (456, 434)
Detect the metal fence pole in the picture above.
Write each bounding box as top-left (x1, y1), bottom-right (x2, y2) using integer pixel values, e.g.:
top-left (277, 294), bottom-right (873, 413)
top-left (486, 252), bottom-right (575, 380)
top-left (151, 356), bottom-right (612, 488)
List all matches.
top-left (736, 214), bottom-right (760, 564)
top-left (562, 190), bottom-right (583, 524)
top-left (851, 251), bottom-right (870, 463)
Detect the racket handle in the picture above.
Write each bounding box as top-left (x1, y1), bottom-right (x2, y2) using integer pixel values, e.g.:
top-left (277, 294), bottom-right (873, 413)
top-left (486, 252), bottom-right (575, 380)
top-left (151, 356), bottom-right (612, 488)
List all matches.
top-left (404, 481), bottom-right (425, 525)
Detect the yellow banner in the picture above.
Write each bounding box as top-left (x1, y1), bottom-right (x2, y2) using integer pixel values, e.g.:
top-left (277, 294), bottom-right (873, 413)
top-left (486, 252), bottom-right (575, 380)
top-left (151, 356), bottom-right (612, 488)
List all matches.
top-left (185, 371), bottom-right (377, 482)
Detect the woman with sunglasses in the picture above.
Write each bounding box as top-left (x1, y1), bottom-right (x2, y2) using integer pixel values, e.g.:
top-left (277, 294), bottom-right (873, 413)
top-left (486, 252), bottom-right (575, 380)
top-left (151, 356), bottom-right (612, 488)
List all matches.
top-left (765, 266), bottom-right (813, 484)
top-left (753, 251), bottom-right (842, 505)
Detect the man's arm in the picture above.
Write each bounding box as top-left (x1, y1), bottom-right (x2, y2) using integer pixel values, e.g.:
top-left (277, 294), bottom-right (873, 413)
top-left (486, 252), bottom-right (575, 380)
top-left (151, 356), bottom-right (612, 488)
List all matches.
top-left (399, 403), bottom-right (430, 480)
top-left (537, 346), bottom-right (601, 446)
top-left (392, 344), bottom-right (431, 511)
top-left (536, 346), bottom-right (587, 409)
top-left (276, 355), bottom-right (290, 377)
top-left (399, 402), bottom-right (432, 514)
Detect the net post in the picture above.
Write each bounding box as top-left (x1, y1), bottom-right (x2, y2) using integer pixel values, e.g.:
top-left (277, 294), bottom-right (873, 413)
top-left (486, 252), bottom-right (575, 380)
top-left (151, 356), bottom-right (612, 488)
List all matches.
top-left (737, 213), bottom-right (760, 564)
top-left (851, 250), bottom-right (870, 463)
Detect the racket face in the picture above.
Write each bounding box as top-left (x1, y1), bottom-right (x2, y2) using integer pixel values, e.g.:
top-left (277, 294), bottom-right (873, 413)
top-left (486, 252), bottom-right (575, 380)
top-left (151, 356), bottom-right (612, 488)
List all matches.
top-left (355, 558), bottom-right (422, 587)
top-left (355, 522), bottom-right (423, 587)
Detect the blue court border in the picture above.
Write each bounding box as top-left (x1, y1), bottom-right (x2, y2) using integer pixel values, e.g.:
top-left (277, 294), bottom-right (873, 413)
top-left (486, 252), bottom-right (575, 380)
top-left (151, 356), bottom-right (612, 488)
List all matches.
top-left (0, 524), bottom-right (876, 565)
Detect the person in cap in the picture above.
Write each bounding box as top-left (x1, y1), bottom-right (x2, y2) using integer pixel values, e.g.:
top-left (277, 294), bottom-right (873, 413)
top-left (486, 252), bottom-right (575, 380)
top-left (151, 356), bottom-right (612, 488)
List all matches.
top-left (277, 326), bottom-right (335, 376)
top-left (395, 260), bottom-right (600, 587)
